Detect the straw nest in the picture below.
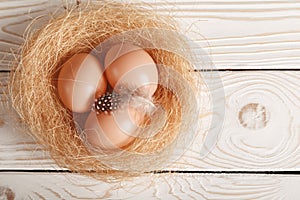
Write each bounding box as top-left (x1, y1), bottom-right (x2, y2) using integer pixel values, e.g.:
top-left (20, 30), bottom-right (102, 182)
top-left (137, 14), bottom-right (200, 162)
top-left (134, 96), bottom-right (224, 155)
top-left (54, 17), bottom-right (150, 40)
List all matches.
top-left (9, 1), bottom-right (201, 180)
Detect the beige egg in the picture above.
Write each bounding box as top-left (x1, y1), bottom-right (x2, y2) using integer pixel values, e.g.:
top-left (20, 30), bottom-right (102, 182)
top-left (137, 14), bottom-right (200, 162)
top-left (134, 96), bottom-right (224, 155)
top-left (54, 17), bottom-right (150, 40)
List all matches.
top-left (104, 44), bottom-right (158, 97)
top-left (84, 107), bottom-right (143, 150)
top-left (57, 53), bottom-right (107, 113)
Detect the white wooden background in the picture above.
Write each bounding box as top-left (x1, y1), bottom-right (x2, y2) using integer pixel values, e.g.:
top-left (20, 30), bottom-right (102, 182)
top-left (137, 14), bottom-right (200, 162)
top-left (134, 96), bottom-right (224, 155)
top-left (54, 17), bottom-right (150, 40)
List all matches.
top-left (0, 0), bottom-right (300, 199)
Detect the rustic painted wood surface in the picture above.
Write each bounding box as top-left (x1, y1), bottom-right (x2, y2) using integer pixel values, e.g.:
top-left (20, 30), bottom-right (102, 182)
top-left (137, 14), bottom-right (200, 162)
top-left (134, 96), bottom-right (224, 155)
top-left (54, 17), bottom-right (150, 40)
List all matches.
top-left (0, 0), bottom-right (300, 199)
top-left (2, 173), bottom-right (300, 199)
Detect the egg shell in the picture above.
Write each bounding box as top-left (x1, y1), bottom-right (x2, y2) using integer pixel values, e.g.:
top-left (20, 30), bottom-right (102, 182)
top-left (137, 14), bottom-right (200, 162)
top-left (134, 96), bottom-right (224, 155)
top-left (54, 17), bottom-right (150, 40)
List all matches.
top-left (104, 44), bottom-right (158, 97)
top-left (104, 43), bottom-right (141, 67)
top-left (57, 53), bottom-right (107, 113)
top-left (84, 107), bottom-right (144, 150)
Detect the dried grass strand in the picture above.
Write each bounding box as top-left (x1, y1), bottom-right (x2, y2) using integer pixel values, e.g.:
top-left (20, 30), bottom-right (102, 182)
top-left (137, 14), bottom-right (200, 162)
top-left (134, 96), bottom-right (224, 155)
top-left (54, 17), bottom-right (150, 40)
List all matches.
top-left (8, 1), bottom-right (201, 180)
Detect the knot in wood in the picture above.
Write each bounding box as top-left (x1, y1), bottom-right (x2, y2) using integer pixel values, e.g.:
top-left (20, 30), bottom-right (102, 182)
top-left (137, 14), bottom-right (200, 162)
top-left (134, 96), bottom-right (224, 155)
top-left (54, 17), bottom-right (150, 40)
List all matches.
top-left (238, 103), bottom-right (269, 130)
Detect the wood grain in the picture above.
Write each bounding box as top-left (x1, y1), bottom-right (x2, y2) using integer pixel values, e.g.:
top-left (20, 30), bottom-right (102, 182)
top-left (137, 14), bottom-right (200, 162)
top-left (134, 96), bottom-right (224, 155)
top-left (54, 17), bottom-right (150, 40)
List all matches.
top-left (1, 173), bottom-right (300, 199)
top-left (0, 0), bottom-right (65, 70)
top-left (148, 0), bottom-right (300, 69)
top-left (0, 0), bottom-right (299, 70)
top-left (174, 71), bottom-right (300, 170)
top-left (1, 71), bottom-right (299, 171)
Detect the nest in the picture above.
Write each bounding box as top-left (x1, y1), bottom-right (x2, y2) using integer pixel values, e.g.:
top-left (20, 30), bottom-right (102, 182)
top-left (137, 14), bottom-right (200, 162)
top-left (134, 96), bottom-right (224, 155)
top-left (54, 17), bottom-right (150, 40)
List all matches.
top-left (9, 1), bottom-right (202, 180)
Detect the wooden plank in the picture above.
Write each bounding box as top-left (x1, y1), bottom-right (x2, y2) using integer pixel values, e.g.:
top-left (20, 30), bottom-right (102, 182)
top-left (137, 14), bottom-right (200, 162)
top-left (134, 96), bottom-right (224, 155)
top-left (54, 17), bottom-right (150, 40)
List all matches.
top-left (139, 0), bottom-right (300, 69)
top-left (0, 0), bottom-right (299, 70)
top-left (0, 173), bottom-right (300, 199)
top-left (176, 71), bottom-right (300, 170)
top-left (1, 71), bottom-right (299, 170)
